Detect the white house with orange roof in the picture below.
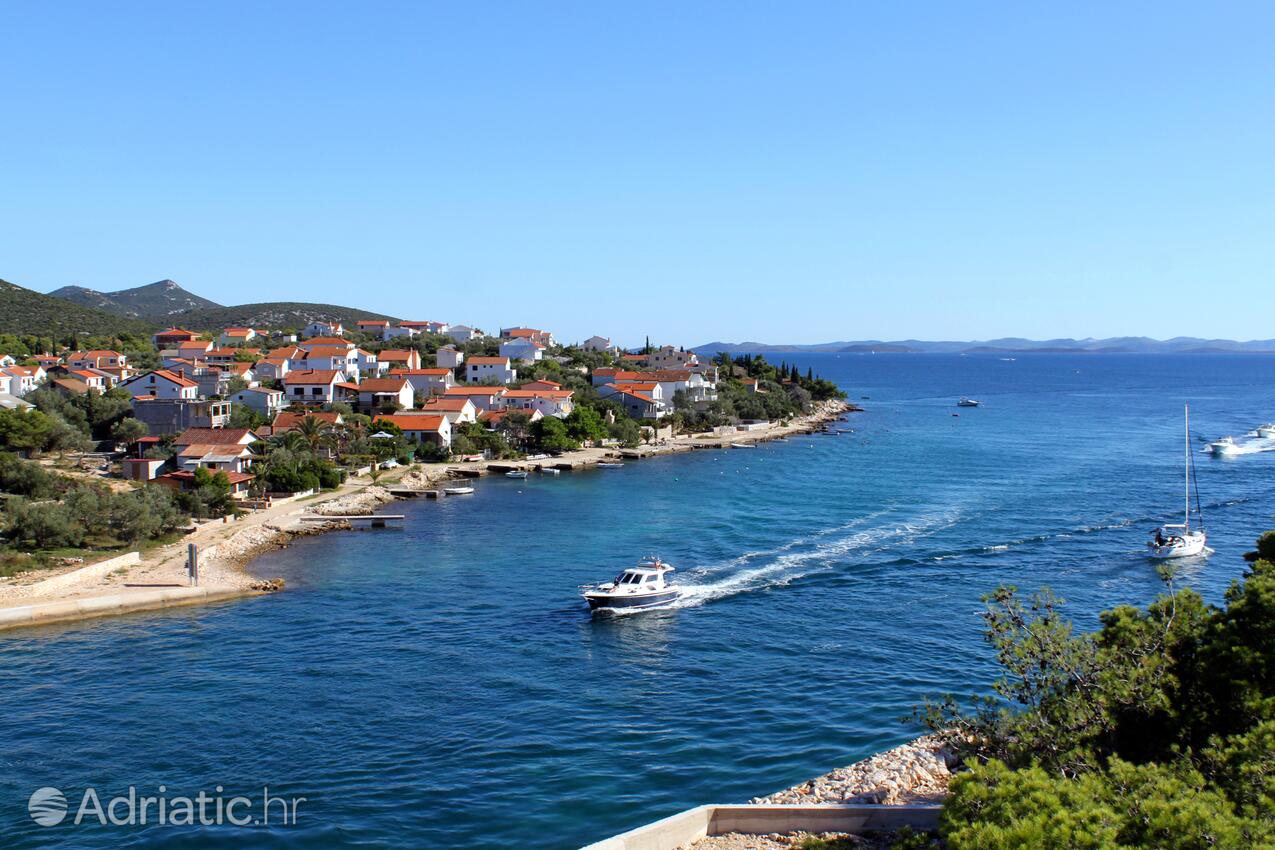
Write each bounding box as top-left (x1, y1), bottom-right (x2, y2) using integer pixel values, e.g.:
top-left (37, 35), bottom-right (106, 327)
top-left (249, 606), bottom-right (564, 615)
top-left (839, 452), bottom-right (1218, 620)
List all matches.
top-left (501, 387), bottom-right (574, 418)
top-left (356, 320), bottom-right (390, 335)
top-left (357, 377), bottom-right (415, 412)
top-left (1, 365), bottom-right (46, 396)
top-left (442, 386), bottom-right (507, 413)
top-left (297, 346), bottom-right (361, 381)
top-left (581, 335), bottom-right (615, 352)
top-left (121, 369), bottom-right (199, 400)
top-left (230, 386), bottom-right (285, 418)
top-left (446, 325), bottom-right (482, 343)
top-left (373, 413), bottom-right (452, 448)
top-left (382, 324), bottom-right (420, 341)
top-left (153, 328), bottom-right (201, 347)
top-left (283, 369), bottom-right (342, 404)
top-left (421, 396), bottom-right (478, 425)
top-left (389, 367), bottom-right (453, 396)
top-left (599, 382), bottom-right (667, 419)
top-left (648, 345), bottom-right (699, 370)
top-left (500, 327), bottom-right (554, 346)
top-left (68, 350), bottom-right (127, 370)
top-left (377, 349), bottom-right (422, 371)
top-left (466, 356), bottom-right (516, 384)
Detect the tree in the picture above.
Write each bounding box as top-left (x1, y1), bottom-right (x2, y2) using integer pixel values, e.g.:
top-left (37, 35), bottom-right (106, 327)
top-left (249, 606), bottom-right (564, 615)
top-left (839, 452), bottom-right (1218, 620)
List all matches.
top-left (529, 417), bottom-right (579, 453)
top-left (564, 406), bottom-right (607, 444)
top-left (0, 408), bottom-right (55, 455)
top-left (110, 417), bottom-right (148, 446)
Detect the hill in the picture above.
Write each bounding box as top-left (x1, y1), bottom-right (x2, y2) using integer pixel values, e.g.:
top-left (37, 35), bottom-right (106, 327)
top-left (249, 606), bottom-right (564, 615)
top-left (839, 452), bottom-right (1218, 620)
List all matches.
top-left (48, 279), bottom-right (221, 320)
top-left (175, 302), bottom-right (398, 331)
top-left (0, 279), bottom-right (155, 340)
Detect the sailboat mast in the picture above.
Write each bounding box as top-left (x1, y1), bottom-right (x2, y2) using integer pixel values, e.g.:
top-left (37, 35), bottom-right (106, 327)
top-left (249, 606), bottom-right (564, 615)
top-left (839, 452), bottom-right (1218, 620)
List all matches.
top-left (1184, 404), bottom-right (1191, 530)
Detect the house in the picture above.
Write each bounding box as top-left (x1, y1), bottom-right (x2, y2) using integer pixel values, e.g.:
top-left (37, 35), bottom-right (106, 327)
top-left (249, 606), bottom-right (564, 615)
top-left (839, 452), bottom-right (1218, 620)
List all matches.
top-left (69, 370), bottom-right (108, 392)
top-left (230, 386), bottom-right (286, 418)
top-left (218, 327), bottom-right (258, 346)
top-left (522, 379), bottom-right (562, 391)
top-left (498, 337), bottom-right (545, 362)
top-left (356, 320), bottom-right (390, 334)
top-left (52, 378), bottom-right (90, 397)
top-left (500, 388), bottom-right (574, 418)
top-left (153, 328), bottom-right (201, 347)
top-left (649, 369), bottom-right (717, 406)
top-left (157, 469), bottom-right (255, 498)
top-left (121, 458), bottom-right (167, 482)
top-left (303, 321), bottom-right (344, 338)
top-left (203, 348), bottom-right (248, 366)
top-left (581, 335), bottom-right (615, 353)
top-left (740, 377), bottom-right (761, 393)
top-left (382, 325), bottom-right (420, 341)
top-left (480, 408), bottom-right (541, 427)
top-left (354, 348), bottom-right (386, 376)
top-left (0, 355), bottom-right (14, 368)
top-left (442, 386), bottom-right (507, 413)
top-left (298, 337), bottom-right (354, 352)
top-left (356, 377), bottom-right (415, 412)
top-left (372, 414), bottom-right (451, 448)
top-left (446, 325), bottom-right (482, 343)
top-left (254, 355), bottom-right (291, 382)
top-left (130, 398), bottom-right (232, 434)
top-left (121, 369), bottom-right (199, 400)
top-left (400, 320), bottom-right (449, 335)
top-left (377, 349), bottom-right (422, 371)
top-left (600, 383), bottom-right (667, 419)
top-left (466, 356), bottom-right (516, 385)
top-left (297, 346), bottom-right (361, 380)
top-left (420, 396), bottom-right (478, 425)
top-left (0, 366), bottom-right (44, 396)
top-left (272, 410), bottom-right (344, 433)
top-left (283, 370), bottom-right (342, 404)
top-left (172, 428), bottom-right (258, 473)
top-left (33, 355), bottom-right (62, 370)
top-left (500, 327), bottom-right (554, 346)
top-left (389, 368), bottom-right (453, 397)
top-left (435, 345), bottom-right (464, 369)
top-left (68, 350), bottom-right (127, 370)
top-left (649, 345), bottom-right (698, 370)
top-left (620, 352), bottom-right (650, 366)
top-left (170, 364), bottom-right (235, 399)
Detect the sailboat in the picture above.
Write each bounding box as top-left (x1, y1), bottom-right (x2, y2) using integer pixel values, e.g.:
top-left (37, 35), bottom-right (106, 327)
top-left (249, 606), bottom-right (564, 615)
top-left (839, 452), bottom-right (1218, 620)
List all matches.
top-left (1148, 405), bottom-right (1207, 560)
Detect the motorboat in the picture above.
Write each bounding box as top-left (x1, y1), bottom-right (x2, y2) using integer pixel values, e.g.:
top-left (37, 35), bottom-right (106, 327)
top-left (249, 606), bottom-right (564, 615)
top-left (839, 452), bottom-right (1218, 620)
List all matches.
top-left (597, 462), bottom-right (625, 469)
top-left (1258, 424), bottom-right (1275, 439)
top-left (1208, 437), bottom-right (1240, 457)
top-left (443, 484), bottom-right (474, 495)
top-left (582, 556), bottom-right (682, 611)
top-left (540, 467), bottom-right (561, 475)
top-left (505, 470), bottom-right (528, 479)
top-left (957, 398), bottom-right (981, 408)
top-left (1149, 405), bottom-right (1208, 560)
top-left (731, 442), bottom-right (756, 449)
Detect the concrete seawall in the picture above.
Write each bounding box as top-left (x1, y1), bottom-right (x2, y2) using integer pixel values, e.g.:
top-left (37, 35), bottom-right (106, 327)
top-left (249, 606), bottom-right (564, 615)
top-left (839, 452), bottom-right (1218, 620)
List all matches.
top-left (0, 586), bottom-right (264, 632)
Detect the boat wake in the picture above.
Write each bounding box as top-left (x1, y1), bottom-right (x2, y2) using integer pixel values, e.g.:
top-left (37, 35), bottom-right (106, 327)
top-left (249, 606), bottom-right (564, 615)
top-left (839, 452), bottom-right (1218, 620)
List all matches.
top-left (669, 508), bottom-right (964, 609)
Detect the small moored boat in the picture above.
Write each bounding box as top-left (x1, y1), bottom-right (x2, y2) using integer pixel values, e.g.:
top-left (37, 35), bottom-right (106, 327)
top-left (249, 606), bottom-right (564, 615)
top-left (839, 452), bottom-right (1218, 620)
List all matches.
top-left (443, 484), bottom-right (474, 495)
top-left (505, 470), bottom-right (529, 479)
top-left (582, 556), bottom-right (682, 611)
top-left (597, 462), bottom-right (625, 469)
top-left (540, 467), bottom-right (561, 475)
top-left (957, 398), bottom-right (981, 408)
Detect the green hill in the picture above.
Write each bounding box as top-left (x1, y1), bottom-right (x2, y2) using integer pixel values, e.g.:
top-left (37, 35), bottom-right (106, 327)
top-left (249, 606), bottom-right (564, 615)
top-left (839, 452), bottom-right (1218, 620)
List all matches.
top-left (0, 279), bottom-right (155, 340)
top-left (175, 302), bottom-right (398, 331)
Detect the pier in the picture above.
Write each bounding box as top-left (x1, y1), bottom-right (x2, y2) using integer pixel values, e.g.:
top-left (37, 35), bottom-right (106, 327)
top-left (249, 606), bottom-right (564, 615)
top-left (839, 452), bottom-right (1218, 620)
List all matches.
top-left (301, 514), bottom-right (405, 529)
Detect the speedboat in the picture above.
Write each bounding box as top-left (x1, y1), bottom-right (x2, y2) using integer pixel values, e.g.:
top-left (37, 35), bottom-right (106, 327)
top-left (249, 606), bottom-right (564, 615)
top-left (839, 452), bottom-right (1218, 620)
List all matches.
top-left (731, 442), bottom-right (756, 449)
top-left (1258, 424), bottom-right (1275, 439)
top-left (1208, 437), bottom-right (1240, 457)
top-left (957, 398), bottom-right (981, 407)
top-left (443, 484), bottom-right (474, 495)
top-left (505, 470), bottom-right (528, 479)
top-left (597, 462), bottom-right (625, 469)
top-left (540, 467), bottom-right (560, 475)
top-left (1149, 405), bottom-right (1208, 560)
top-left (582, 557), bottom-right (682, 611)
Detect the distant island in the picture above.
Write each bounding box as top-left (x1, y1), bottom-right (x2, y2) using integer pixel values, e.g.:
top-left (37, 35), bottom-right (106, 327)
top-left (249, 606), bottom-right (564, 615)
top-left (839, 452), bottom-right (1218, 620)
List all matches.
top-left (694, 337), bottom-right (1275, 355)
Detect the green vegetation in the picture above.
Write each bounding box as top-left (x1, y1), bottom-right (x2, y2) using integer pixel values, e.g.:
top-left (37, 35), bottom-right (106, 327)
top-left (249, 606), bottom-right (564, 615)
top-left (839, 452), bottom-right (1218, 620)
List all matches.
top-left (0, 279), bottom-right (155, 338)
top-left (48, 280), bottom-right (221, 320)
top-left (175, 302), bottom-right (397, 332)
top-left (915, 534), bottom-right (1275, 849)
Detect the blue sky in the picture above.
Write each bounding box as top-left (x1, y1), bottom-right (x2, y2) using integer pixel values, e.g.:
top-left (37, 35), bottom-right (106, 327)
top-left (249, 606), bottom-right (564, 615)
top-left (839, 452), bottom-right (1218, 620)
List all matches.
top-left (2, 2), bottom-right (1274, 346)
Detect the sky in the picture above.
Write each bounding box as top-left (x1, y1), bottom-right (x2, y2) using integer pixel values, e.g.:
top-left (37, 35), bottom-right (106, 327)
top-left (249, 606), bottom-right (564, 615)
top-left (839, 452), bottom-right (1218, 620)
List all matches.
top-left (2, 2), bottom-right (1274, 347)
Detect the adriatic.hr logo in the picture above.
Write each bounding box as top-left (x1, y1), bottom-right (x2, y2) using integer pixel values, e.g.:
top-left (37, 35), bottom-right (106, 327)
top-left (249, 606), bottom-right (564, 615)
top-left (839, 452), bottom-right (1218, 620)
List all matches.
top-left (25, 785), bottom-right (306, 827)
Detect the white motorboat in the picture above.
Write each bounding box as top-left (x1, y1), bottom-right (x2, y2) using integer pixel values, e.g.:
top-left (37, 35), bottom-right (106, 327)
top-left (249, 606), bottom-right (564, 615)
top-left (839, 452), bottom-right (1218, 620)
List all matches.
top-left (505, 470), bottom-right (528, 479)
top-left (443, 484), bottom-right (474, 495)
top-left (1149, 405), bottom-right (1208, 560)
top-left (1257, 424), bottom-right (1275, 439)
top-left (582, 556), bottom-right (682, 611)
top-left (597, 462), bottom-right (625, 469)
top-left (540, 467), bottom-right (561, 475)
top-left (957, 398), bottom-right (981, 407)
top-left (731, 442), bottom-right (756, 449)
top-left (1208, 436), bottom-right (1240, 457)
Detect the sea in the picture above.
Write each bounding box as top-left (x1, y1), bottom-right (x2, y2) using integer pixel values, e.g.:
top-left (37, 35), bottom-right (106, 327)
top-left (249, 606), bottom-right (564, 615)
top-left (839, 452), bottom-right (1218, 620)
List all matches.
top-left (4, 353), bottom-right (1275, 849)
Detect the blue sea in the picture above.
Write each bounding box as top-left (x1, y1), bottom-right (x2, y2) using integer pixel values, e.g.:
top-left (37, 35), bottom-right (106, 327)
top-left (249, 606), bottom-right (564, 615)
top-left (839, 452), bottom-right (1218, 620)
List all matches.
top-left (4, 354), bottom-right (1275, 849)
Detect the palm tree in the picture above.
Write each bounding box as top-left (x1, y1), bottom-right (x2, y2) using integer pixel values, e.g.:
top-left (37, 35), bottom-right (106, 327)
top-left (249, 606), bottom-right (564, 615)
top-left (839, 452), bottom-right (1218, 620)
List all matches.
top-left (296, 415), bottom-right (331, 454)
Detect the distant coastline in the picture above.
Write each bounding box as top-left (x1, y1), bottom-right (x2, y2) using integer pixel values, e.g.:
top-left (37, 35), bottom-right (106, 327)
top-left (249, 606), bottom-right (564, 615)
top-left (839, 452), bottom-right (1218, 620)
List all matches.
top-left (694, 337), bottom-right (1275, 356)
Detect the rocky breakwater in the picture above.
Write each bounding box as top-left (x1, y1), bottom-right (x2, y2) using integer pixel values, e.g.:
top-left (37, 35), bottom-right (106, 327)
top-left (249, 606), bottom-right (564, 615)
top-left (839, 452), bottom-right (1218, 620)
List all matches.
top-left (310, 485), bottom-right (396, 516)
top-left (752, 736), bottom-right (954, 806)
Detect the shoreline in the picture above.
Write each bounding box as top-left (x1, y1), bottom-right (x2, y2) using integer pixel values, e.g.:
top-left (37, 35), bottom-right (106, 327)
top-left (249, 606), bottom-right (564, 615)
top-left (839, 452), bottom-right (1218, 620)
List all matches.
top-left (0, 400), bottom-right (854, 633)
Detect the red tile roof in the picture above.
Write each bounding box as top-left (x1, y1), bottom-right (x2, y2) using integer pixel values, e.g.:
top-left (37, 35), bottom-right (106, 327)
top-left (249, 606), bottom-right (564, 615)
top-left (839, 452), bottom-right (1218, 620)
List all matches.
top-left (175, 428), bottom-right (256, 446)
top-left (388, 368), bottom-right (451, 376)
top-left (378, 349), bottom-right (416, 360)
top-left (422, 398), bottom-right (473, 411)
top-left (358, 378), bottom-right (410, 393)
top-left (150, 369), bottom-right (199, 388)
top-left (272, 411), bottom-right (342, 430)
top-left (468, 356), bottom-right (510, 365)
top-left (373, 414), bottom-right (447, 432)
top-left (283, 370), bottom-right (340, 384)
